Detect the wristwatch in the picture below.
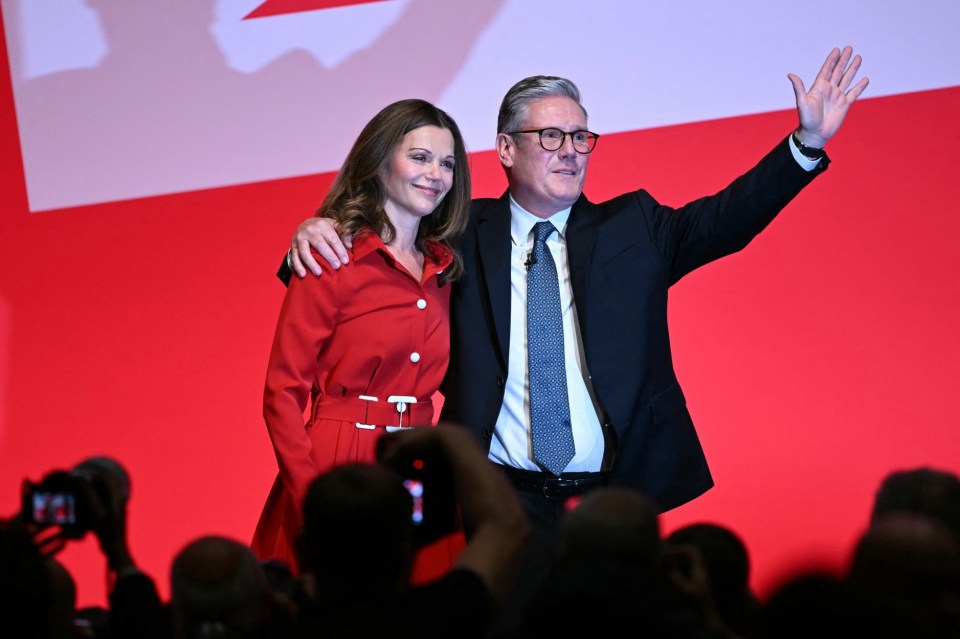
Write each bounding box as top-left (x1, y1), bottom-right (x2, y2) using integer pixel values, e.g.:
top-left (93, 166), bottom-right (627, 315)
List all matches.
top-left (792, 132), bottom-right (825, 161)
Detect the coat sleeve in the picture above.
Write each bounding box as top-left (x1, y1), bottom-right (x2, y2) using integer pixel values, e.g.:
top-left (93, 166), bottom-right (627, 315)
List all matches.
top-left (649, 135), bottom-right (828, 284)
top-left (263, 256), bottom-right (339, 509)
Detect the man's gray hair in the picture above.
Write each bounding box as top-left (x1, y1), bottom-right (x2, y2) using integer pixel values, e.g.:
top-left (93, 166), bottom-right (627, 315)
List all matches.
top-left (497, 75), bottom-right (588, 136)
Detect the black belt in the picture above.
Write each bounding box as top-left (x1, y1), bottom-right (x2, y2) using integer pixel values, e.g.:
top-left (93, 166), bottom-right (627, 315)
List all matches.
top-left (498, 465), bottom-right (608, 501)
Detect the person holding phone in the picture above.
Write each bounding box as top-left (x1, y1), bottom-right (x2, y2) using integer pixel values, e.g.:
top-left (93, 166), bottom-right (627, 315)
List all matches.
top-left (252, 99), bottom-right (471, 577)
top-left (296, 425), bottom-right (528, 639)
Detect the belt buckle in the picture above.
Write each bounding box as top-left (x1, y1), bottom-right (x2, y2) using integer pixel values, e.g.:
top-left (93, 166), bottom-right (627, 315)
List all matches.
top-left (355, 395), bottom-right (378, 430)
top-left (387, 395), bottom-right (417, 431)
top-left (542, 477), bottom-right (574, 500)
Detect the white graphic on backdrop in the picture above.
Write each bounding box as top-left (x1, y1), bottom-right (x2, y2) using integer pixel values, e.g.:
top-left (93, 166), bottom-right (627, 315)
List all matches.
top-left (3, 0), bottom-right (503, 211)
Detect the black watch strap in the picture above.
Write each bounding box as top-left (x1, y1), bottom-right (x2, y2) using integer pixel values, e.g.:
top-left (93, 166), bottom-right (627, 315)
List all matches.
top-left (792, 132), bottom-right (825, 160)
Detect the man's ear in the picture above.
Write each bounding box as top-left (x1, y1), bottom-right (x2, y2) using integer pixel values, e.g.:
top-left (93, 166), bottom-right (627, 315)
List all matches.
top-left (496, 133), bottom-right (515, 168)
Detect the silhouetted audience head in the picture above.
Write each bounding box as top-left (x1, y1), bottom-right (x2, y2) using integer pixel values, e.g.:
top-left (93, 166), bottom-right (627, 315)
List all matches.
top-left (666, 522), bottom-right (761, 637)
top-left (871, 467), bottom-right (960, 539)
top-left (297, 464), bottom-right (414, 600)
top-left (520, 488), bottom-right (718, 638)
top-left (558, 487), bottom-right (661, 573)
top-left (170, 535), bottom-right (273, 639)
top-left (757, 572), bottom-right (863, 639)
top-left (74, 455), bottom-right (131, 504)
top-left (848, 514), bottom-right (960, 638)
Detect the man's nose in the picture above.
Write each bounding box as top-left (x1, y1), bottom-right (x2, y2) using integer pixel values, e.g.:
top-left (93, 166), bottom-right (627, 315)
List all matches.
top-left (557, 132), bottom-right (577, 157)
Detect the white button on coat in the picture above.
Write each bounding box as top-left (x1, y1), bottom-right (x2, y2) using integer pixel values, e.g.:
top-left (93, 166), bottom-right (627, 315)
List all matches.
top-left (416, 299), bottom-right (427, 309)
top-left (410, 352), bottom-right (421, 363)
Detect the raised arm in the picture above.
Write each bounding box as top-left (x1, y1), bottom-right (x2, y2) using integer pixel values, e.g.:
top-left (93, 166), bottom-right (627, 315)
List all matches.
top-left (789, 45), bottom-right (869, 149)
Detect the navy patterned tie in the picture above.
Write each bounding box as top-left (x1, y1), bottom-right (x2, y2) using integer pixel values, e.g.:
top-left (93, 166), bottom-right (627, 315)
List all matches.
top-left (527, 221), bottom-right (575, 476)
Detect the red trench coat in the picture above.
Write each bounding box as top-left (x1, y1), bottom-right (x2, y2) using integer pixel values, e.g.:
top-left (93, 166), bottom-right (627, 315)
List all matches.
top-left (252, 231), bottom-right (464, 581)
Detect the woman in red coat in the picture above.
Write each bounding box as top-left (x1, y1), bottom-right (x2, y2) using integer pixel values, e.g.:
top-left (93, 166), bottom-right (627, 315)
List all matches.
top-left (252, 99), bottom-right (471, 579)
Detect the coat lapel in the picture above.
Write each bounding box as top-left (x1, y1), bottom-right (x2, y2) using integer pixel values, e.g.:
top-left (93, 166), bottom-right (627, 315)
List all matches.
top-left (565, 194), bottom-right (599, 335)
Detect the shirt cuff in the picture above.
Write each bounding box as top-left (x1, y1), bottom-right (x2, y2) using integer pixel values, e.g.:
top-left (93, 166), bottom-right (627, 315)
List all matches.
top-left (788, 134), bottom-right (822, 172)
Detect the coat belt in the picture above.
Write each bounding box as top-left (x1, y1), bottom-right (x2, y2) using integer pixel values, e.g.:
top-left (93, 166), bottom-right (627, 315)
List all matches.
top-left (313, 395), bottom-right (433, 429)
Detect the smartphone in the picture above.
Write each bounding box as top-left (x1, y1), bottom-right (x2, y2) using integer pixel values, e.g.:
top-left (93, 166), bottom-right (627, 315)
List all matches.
top-left (377, 435), bottom-right (460, 546)
top-left (403, 479), bottom-right (425, 525)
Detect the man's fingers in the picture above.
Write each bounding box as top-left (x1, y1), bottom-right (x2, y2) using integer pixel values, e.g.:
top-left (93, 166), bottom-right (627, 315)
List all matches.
top-left (787, 73), bottom-right (806, 103)
top-left (287, 249), bottom-right (306, 279)
top-left (290, 237), bottom-right (321, 276)
top-left (830, 46), bottom-right (853, 86)
top-left (312, 239), bottom-right (343, 270)
top-left (846, 76), bottom-right (870, 102)
top-left (838, 54), bottom-right (863, 92)
top-left (318, 226), bottom-right (350, 264)
top-left (290, 218), bottom-right (350, 275)
top-left (814, 47), bottom-right (841, 85)
top-left (302, 249), bottom-right (325, 277)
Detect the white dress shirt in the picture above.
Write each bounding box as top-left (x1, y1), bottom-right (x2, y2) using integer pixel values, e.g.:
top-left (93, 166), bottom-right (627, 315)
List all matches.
top-left (488, 198), bottom-right (606, 473)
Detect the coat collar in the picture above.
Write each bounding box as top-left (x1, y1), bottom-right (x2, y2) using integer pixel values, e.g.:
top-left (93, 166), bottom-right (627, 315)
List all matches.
top-left (352, 229), bottom-right (454, 281)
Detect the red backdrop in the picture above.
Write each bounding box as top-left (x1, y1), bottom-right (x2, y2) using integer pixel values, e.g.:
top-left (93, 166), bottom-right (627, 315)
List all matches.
top-left (1, 6), bottom-right (959, 605)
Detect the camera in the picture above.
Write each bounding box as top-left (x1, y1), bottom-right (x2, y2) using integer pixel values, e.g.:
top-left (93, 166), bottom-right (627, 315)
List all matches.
top-left (376, 431), bottom-right (460, 546)
top-left (21, 471), bottom-right (89, 539)
top-left (20, 456), bottom-right (129, 540)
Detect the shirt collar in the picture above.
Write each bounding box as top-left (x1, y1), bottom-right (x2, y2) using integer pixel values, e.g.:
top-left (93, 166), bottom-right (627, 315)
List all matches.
top-left (509, 195), bottom-right (572, 246)
top-left (351, 230), bottom-right (384, 261)
top-left (351, 228), bottom-right (454, 275)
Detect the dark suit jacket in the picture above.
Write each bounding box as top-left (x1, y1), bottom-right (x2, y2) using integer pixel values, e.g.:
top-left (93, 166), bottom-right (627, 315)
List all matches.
top-left (438, 136), bottom-right (828, 512)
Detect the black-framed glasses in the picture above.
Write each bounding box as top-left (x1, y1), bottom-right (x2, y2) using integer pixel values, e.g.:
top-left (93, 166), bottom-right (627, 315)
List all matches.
top-left (507, 128), bottom-right (600, 154)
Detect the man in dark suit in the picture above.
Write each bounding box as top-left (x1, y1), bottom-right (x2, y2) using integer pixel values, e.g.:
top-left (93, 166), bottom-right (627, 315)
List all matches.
top-left (284, 47), bottom-right (868, 531)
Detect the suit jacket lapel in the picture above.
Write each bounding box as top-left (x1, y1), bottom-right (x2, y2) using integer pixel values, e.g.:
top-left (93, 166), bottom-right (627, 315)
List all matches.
top-left (566, 194), bottom-right (598, 335)
top-left (475, 193), bottom-right (513, 371)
